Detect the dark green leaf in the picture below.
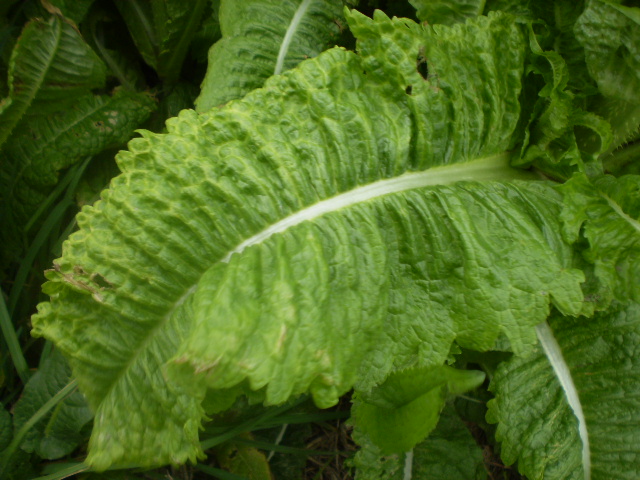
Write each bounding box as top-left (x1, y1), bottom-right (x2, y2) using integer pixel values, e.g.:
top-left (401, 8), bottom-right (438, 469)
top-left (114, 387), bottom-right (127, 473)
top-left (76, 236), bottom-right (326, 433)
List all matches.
top-left (116, 0), bottom-right (209, 83)
top-left (12, 349), bottom-right (92, 460)
top-left (488, 302), bottom-right (640, 480)
top-left (195, 0), bottom-right (344, 111)
top-left (0, 15), bottom-right (106, 149)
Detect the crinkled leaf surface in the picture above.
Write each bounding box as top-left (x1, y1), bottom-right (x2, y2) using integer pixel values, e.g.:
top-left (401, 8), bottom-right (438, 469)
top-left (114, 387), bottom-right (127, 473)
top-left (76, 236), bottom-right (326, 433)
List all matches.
top-left (560, 173), bottom-right (640, 304)
top-left (574, 1), bottom-right (640, 150)
top-left (487, 302), bottom-right (640, 480)
top-left (409, 0), bottom-right (486, 25)
top-left (575, 0), bottom-right (640, 104)
top-left (0, 15), bottom-right (106, 149)
top-left (32, 11), bottom-right (585, 469)
top-left (12, 349), bottom-right (92, 459)
top-left (195, 0), bottom-right (344, 111)
top-left (351, 405), bottom-right (487, 480)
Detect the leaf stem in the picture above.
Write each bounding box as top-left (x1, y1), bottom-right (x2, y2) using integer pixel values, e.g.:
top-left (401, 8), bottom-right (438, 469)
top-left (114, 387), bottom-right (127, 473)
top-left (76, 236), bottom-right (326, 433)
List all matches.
top-left (403, 449), bottom-right (413, 480)
top-left (536, 322), bottom-right (591, 480)
top-left (274, 0), bottom-right (314, 75)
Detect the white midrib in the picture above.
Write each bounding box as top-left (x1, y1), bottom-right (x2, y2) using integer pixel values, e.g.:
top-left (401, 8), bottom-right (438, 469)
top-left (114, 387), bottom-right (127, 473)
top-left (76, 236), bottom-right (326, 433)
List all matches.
top-left (274, 0), bottom-right (314, 75)
top-left (603, 194), bottom-right (640, 234)
top-left (536, 322), bottom-right (591, 480)
top-left (223, 153), bottom-right (531, 261)
top-left (403, 450), bottom-right (414, 480)
top-left (108, 153), bottom-right (528, 398)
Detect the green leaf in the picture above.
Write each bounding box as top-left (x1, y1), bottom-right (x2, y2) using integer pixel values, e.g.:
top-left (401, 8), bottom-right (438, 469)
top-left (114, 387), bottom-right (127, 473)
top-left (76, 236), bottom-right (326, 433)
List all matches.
top-left (0, 406), bottom-right (11, 451)
top-left (351, 405), bottom-right (487, 480)
top-left (0, 15), bottom-right (106, 149)
top-left (195, 0), bottom-right (344, 111)
top-left (352, 366), bottom-right (485, 454)
top-left (32, 11), bottom-right (585, 469)
top-left (409, 0), bottom-right (486, 25)
top-left (575, 0), bottom-right (640, 105)
top-left (513, 24), bottom-right (611, 180)
top-left (575, 1), bottom-right (640, 151)
top-left (115, 0), bottom-right (209, 83)
top-left (214, 433), bottom-right (273, 480)
top-left (0, 88), bottom-right (156, 268)
top-left (12, 349), bottom-right (92, 460)
top-left (487, 302), bottom-right (640, 480)
top-left (47, 0), bottom-right (96, 24)
top-left (559, 173), bottom-right (640, 304)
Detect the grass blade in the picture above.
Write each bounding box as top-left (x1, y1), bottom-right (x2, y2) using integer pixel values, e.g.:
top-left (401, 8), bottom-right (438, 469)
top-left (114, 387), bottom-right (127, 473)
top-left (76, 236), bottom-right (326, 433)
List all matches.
top-left (0, 294), bottom-right (30, 383)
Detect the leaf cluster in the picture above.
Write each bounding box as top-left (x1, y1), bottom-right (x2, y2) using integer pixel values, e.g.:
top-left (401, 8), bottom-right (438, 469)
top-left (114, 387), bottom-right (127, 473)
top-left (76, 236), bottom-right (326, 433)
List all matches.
top-left (1, 1), bottom-right (640, 480)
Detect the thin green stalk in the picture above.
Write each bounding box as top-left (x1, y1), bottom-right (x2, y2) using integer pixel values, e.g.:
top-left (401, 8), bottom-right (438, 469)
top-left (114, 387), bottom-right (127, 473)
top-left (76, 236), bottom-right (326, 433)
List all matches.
top-left (0, 294), bottom-right (30, 383)
top-left (258, 409), bottom-right (349, 428)
top-left (8, 199), bottom-right (72, 316)
top-left (31, 463), bottom-right (88, 480)
top-left (234, 437), bottom-right (345, 457)
top-left (195, 464), bottom-right (248, 480)
top-left (0, 379), bottom-right (78, 475)
top-left (201, 396), bottom-right (307, 450)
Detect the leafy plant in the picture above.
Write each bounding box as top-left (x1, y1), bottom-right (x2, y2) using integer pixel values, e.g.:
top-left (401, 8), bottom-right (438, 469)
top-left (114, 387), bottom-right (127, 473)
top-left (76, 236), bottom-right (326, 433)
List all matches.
top-left (1, 1), bottom-right (639, 479)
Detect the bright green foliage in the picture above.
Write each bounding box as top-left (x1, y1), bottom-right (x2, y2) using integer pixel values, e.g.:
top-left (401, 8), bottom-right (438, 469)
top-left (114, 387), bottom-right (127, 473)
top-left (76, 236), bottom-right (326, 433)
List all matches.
top-left (512, 25), bottom-right (612, 180)
top-left (488, 302), bottom-right (640, 480)
top-left (4, 1), bottom-right (637, 478)
top-left (31, 10), bottom-right (589, 470)
top-left (352, 366), bottom-right (484, 454)
top-left (409, 0), bottom-right (486, 25)
top-left (559, 174), bottom-right (640, 304)
top-left (12, 350), bottom-right (92, 460)
top-left (195, 0), bottom-right (344, 111)
top-left (352, 405), bottom-right (487, 480)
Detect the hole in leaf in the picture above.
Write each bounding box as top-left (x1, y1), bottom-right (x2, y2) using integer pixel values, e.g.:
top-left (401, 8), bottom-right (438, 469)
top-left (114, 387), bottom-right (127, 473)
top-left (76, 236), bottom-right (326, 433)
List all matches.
top-left (416, 49), bottom-right (428, 80)
top-left (405, 85), bottom-right (413, 95)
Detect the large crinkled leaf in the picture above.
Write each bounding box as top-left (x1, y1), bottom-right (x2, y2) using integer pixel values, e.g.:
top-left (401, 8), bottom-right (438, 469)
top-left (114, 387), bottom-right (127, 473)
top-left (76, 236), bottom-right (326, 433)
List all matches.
top-left (32, 11), bottom-right (585, 469)
top-left (559, 173), bottom-right (640, 304)
top-left (12, 349), bottom-right (93, 459)
top-left (0, 15), bottom-right (106, 149)
top-left (351, 405), bottom-right (487, 480)
top-left (487, 302), bottom-right (640, 480)
top-left (195, 0), bottom-right (344, 111)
